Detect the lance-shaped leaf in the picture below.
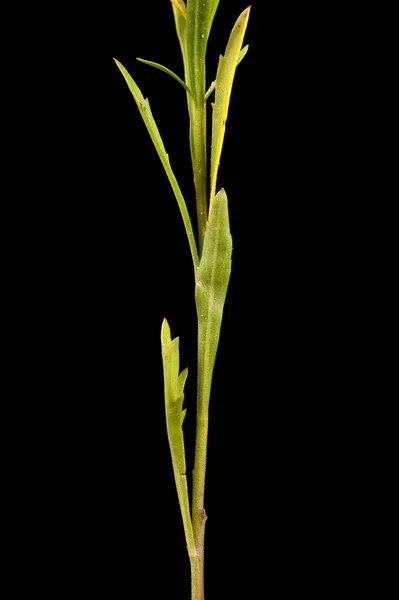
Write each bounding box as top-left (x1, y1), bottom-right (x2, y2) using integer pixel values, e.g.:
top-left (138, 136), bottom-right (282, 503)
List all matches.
top-left (209, 6), bottom-right (251, 215)
top-left (161, 319), bottom-right (196, 556)
top-left (195, 188), bottom-right (232, 412)
top-left (136, 58), bottom-right (193, 96)
top-left (114, 59), bottom-right (199, 272)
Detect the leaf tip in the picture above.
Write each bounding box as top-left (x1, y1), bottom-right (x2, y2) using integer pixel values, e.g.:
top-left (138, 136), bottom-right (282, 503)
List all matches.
top-left (240, 6), bottom-right (252, 22)
top-left (181, 408), bottom-right (187, 425)
top-left (161, 318), bottom-right (171, 345)
top-left (170, 0), bottom-right (187, 19)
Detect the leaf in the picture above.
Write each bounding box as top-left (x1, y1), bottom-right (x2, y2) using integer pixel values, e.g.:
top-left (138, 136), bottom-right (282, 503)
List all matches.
top-left (136, 57), bottom-right (193, 96)
top-left (171, 0), bottom-right (188, 69)
top-left (170, 0), bottom-right (198, 211)
top-left (195, 188), bottom-right (232, 412)
top-left (237, 43), bottom-right (249, 66)
top-left (161, 319), bottom-right (196, 554)
top-left (208, 0), bottom-right (221, 30)
top-left (161, 319), bottom-right (189, 476)
top-left (204, 44), bottom-right (250, 101)
top-left (170, 0), bottom-right (187, 19)
top-left (114, 59), bottom-right (199, 272)
top-left (209, 6), bottom-right (251, 214)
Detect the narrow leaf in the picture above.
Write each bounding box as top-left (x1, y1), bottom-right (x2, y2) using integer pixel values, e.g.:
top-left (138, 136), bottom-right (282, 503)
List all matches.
top-left (204, 80), bottom-right (216, 101)
top-left (208, 0), bottom-right (221, 29)
top-left (114, 59), bottom-right (199, 272)
top-left (204, 44), bottom-right (250, 101)
top-left (195, 189), bottom-right (232, 412)
top-left (161, 319), bottom-right (196, 556)
top-left (170, 0), bottom-right (187, 19)
top-left (170, 0), bottom-right (196, 207)
top-left (136, 57), bottom-right (193, 96)
top-left (209, 6), bottom-right (251, 214)
top-left (237, 43), bottom-right (249, 66)
top-left (161, 319), bottom-right (188, 476)
top-left (171, 0), bottom-right (188, 70)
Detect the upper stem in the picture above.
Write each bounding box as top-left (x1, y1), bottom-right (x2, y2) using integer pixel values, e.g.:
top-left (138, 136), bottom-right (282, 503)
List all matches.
top-left (190, 98), bottom-right (208, 254)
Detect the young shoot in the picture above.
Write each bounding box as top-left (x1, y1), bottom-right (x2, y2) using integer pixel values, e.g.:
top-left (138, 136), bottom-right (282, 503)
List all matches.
top-left (114, 2), bottom-right (250, 598)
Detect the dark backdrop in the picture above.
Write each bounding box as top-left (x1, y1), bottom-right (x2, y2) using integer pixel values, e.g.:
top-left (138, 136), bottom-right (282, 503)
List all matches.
top-left (11, 2), bottom-right (354, 598)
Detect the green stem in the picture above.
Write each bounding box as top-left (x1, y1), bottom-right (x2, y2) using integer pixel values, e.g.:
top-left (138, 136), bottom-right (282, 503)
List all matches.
top-left (191, 330), bottom-right (213, 600)
top-left (191, 99), bottom-right (208, 255)
top-left (190, 65), bottom-right (208, 600)
top-left (191, 411), bottom-right (209, 600)
top-left (190, 555), bottom-right (201, 600)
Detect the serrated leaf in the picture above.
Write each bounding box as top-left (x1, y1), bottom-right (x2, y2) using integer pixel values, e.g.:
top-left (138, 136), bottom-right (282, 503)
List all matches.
top-left (161, 319), bottom-right (188, 477)
top-left (136, 57), bottom-right (193, 96)
top-left (195, 188), bottom-right (232, 412)
top-left (204, 44), bottom-right (250, 101)
top-left (114, 59), bottom-right (199, 271)
top-left (160, 319), bottom-right (195, 553)
top-left (209, 6), bottom-right (250, 214)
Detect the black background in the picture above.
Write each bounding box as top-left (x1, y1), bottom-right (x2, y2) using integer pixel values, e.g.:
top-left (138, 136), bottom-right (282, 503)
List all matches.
top-left (7, 1), bottom-right (367, 598)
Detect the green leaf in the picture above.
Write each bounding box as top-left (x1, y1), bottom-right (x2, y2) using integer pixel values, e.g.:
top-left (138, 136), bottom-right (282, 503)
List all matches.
top-left (195, 188), bottom-right (232, 412)
top-left (161, 319), bottom-right (189, 476)
top-left (161, 319), bottom-right (196, 556)
top-left (114, 59), bottom-right (199, 272)
top-left (170, 0), bottom-right (195, 177)
top-left (237, 43), bottom-right (249, 66)
top-left (204, 44), bottom-right (250, 101)
top-left (208, 0), bottom-right (221, 32)
top-left (171, 0), bottom-right (188, 70)
top-left (170, 0), bottom-right (187, 19)
top-left (136, 57), bottom-right (193, 96)
top-left (209, 6), bottom-right (251, 214)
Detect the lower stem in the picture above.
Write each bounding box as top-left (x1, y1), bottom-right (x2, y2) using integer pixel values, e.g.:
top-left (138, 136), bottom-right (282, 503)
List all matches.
top-left (190, 554), bottom-right (201, 600)
top-left (191, 412), bottom-right (209, 600)
top-left (190, 100), bottom-right (208, 255)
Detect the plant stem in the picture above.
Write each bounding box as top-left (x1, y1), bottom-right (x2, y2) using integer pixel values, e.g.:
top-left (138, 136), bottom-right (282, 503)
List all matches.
top-left (190, 55), bottom-right (209, 599)
top-left (190, 554), bottom-right (201, 600)
top-left (191, 99), bottom-right (208, 254)
top-left (192, 324), bottom-right (214, 600)
top-left (191, 411), bottom-right (209, 600)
